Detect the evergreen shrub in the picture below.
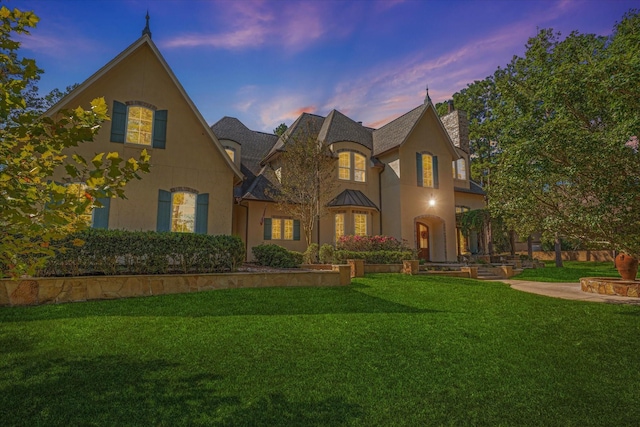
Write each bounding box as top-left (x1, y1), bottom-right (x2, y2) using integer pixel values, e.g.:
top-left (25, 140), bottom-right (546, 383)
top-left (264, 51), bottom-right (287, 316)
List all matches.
top-left (31, 229), bottom-right (245, 277)
top-left (252, 244), bottom-right (303, 268)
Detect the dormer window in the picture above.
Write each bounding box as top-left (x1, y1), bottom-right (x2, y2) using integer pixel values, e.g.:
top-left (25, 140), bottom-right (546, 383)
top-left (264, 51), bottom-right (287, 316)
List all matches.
top-left (338, 151), bottom-right (366, 182)
top-left (110, 101), bottom-right (168, 149)
top-left (225, 147), bottom-right (235, 162)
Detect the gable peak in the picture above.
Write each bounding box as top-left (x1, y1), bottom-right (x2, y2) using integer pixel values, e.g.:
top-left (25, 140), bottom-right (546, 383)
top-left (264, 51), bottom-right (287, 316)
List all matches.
top-left (424, 84), bottom-right (432, 105)
top-left (142, 11), bottom-right (152, 38)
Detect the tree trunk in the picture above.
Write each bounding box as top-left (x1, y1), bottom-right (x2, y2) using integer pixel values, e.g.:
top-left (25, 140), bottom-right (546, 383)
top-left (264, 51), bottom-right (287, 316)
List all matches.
top-left (509, 230), bottom-right (516, 256)
top-left (554, 234), bottom-right (563, 268)
top-left (527, 235), bottom-right (533, 259)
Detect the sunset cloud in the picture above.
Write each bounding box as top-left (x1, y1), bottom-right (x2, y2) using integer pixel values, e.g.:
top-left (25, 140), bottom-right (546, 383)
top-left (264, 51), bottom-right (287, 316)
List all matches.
top-left (163, 0), bottom-right (353, 52)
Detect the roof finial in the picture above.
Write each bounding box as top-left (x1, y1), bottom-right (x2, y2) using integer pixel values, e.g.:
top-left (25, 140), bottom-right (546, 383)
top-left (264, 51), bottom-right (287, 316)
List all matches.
top-left (424, 84), bottom-right (432, 105)
top-left (142, 10), bottom-right (152, 38)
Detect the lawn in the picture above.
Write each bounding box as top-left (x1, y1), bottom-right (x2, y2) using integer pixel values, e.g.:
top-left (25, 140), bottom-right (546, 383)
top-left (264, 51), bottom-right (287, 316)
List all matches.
top-left (1, 274), bottom-right (639, 426)
top-left (512, 261), bottom-right (620, 282)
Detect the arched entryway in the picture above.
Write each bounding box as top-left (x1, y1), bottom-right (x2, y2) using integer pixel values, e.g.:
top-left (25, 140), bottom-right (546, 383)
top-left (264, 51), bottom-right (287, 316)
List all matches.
top-left (416, 222), bottom-right (430, 261)
top-left (414, 215), bottom-right (447, 262)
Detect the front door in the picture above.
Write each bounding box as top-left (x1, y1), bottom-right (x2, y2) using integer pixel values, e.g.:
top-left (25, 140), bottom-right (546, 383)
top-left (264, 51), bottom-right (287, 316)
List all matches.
top-left (416, 222), bottom-right (430, 261)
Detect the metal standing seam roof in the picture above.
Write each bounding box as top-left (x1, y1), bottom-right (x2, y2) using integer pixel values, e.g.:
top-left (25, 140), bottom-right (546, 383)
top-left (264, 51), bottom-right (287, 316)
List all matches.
top-left (327, 189), bottom-right (379, 210)
top-left (454, 180), bottom-right (486, 195)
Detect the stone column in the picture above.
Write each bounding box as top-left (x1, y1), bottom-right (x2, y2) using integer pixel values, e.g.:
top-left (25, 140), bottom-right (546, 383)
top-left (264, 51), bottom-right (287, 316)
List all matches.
top-left (332, 265), bottom-right (352, 285)
top-left (403, 260), bottom-right (419, 275)
top-left (347, 259), bottom-right (364, 278)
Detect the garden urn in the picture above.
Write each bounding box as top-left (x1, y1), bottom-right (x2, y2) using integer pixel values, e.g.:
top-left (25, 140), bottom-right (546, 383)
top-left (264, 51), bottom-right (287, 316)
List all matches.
top-left (615, 253), bottom-right (638, 281)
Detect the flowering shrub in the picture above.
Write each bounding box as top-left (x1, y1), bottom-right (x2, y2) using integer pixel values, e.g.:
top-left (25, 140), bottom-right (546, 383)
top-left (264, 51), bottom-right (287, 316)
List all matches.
top-left (336, 235), bottom-right (410, 252)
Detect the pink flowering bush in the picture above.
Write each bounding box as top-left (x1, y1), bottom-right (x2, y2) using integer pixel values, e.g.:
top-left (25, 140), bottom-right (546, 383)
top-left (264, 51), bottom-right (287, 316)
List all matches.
top-left (336, 235), bottom-right (409, 252)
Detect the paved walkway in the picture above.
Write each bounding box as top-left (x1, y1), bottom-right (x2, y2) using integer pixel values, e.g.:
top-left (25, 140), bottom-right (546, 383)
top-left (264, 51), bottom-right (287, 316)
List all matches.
top-left (501, 280), bottom-right (640, 305)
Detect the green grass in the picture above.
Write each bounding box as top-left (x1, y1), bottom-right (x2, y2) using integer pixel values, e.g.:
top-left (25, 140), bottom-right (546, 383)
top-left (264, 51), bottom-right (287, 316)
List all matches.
top-left (2, 274), bottom-right (639, 426)
top-left (512, 261), bottom-right (620, 282)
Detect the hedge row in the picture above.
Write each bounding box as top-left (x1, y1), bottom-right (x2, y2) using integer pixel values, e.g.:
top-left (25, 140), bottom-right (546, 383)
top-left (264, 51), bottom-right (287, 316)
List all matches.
top-left (333, 250), bottom-right (415, 264)
top-left (34, 229), bottom-right (245, 277)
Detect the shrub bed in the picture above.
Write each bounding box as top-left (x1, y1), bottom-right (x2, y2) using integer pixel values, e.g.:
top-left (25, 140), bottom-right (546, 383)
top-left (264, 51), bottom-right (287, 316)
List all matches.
top-left (29, 229), bottom-right (245, 277)
top-left (334, 250), bottom-right (415, 264)
top-left (333, 235), bottom-right (416, 264)
top-left (252, 244), bottom-right (303, 268)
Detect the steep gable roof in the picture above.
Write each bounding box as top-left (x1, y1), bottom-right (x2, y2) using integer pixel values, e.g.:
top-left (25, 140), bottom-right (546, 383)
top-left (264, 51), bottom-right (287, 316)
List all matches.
top-left (47, 35), bottom-right (243, 184)
top-left (372, 102), bottom-right (459, 159)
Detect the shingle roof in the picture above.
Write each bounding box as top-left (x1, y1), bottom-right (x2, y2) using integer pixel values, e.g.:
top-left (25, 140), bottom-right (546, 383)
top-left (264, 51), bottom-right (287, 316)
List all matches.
top-left (319, 110), bottom-right (373, 150)
top-left (372, 104), bottom-right (427, 156)
top-left (211, 117), bottom-right (278, 198)
top-left (262, 113), bottom-right (326, 164)
top-left (327, 189), bottom-right (379, 210)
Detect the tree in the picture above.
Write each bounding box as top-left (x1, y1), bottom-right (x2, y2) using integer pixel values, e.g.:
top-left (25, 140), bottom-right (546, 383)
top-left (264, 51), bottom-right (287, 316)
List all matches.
top-left (268, 121), bottom-right (337, 246)
top-left (489, 11), bottom-right (640, 258)
top-left (1, 6), bottom-right (150, 277)
top-left (273, 123), bottom-right (288, 136)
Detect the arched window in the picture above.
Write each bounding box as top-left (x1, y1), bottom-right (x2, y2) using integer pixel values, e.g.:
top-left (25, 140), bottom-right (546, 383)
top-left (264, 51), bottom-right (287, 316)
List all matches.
top-left (338, 151), bottom-right (367, 182)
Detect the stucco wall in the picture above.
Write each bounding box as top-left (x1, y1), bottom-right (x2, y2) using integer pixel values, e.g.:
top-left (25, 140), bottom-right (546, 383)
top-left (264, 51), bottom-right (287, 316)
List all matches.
top-left (53, 42), bottom-right (236, 235)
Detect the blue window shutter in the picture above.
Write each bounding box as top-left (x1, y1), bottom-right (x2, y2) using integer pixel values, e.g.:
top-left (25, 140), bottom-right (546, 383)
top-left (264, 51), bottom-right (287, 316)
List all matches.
top-left (152, 110), bottom-right (168, 149)
top-left (293, 220), bottom-right (300, 241)
top-left (433, 156), bottom-right (439, 189)
top-left (110, 101), bottom-right (127, 143)
top-left (195, 193), bottom-right (209, 234)
top-left (416, 152), bottom-right (423, 187)
top-left (263, 218), bottom-right (272, 240)
top-left (157, 190), bottom-right (171, 232)
top-left (92, 197), bottom-right (110, 229)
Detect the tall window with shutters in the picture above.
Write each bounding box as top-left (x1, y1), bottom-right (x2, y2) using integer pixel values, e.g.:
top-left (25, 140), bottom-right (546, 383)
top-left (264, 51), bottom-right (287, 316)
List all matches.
top-left (110, 101), bottom-right (168, 149)
top-left (157, 189), bottom-right (209, 234)
top-left (416, 152), bottom-right (439, 188)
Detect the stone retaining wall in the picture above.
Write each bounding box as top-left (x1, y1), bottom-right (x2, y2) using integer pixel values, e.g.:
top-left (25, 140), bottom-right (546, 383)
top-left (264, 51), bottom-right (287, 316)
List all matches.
top-left (580, 277), bottom-right (640, 297)
top-left (0, 266), bottom-right (351, 307)
top-left (517, 250), bottom-right (615, 262)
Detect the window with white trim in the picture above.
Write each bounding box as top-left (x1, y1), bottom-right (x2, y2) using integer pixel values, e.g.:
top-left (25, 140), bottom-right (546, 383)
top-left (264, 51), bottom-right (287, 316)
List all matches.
top-left (171, 192), bottom-right (197, 233)
top-left (335, 213), bottom-right (345, 241)
top-left (354, 212), bottom-right (368, 236)
top-left (338, 151), bottom-right (367, 182)
top-left (452, 158), bottom-right (467, 180)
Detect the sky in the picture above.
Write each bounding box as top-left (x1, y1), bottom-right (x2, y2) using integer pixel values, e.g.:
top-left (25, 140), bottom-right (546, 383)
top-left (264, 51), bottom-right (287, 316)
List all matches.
top-left (9, 0), bottom-right (638, 133)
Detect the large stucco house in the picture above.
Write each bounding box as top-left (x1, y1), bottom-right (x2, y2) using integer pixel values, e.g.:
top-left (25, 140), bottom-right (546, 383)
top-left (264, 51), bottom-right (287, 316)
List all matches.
top-left (50, 26), bottom-right (484, 262)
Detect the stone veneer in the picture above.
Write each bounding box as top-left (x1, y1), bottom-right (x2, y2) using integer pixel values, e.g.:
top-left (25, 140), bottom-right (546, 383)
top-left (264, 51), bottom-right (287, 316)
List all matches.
top-left (580, 277), bottom-right (640, 298)
top-left (0, 266), bottom-right (351, 307)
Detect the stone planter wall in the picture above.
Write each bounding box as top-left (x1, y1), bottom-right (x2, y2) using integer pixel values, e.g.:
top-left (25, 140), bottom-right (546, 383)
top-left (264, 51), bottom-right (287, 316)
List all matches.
top-left (0, 266), bottom-right (351, 307)
top-left (363, 264), bottom-right (403, 274)
top-left (580, 277), bottom-right (640, 298)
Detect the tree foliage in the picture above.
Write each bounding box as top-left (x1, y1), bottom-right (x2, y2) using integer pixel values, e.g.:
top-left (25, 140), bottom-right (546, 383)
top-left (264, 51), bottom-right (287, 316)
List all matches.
top-left (267, 121), bottom-right (337, 246)
top-left (273, 123), bottom-right (288, 136)
top-left (0, 6), bottom-right (151, 277)
top-left (489, 11), bottom-right (640, 257)
top-left (436, 77), bottom-right (502, 185)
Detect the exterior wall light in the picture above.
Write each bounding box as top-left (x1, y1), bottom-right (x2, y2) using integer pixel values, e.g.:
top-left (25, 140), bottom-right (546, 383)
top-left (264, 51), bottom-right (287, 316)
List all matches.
top-left (429, 197), bottom-right (436, 207)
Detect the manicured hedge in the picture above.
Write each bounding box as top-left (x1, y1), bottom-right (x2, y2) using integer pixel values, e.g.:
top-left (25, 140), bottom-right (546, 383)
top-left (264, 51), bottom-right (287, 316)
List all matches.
top-left (34, 229), bottom-right (245, 277)
top-left (333, 250), bottom-right (415, 264)
top-left (252, 244), bottom-right (303, 268)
